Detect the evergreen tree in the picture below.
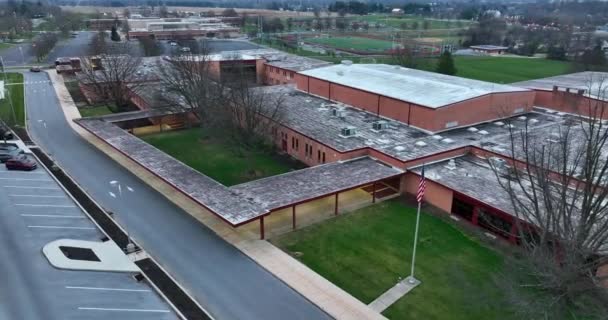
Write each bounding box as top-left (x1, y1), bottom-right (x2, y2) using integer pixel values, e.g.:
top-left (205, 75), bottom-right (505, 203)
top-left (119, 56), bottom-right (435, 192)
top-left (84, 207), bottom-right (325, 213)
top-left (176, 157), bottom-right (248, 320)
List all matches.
top-left (110, 25), bottom-right (121, 42)
top-left (436, 51), bottom-right (457, 75)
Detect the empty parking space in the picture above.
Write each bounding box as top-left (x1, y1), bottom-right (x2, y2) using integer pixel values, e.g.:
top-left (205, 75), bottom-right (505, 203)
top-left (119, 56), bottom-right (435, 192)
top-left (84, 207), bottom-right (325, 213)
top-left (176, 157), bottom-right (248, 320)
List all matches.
top-left (0, 160), bottom-right (177, 320)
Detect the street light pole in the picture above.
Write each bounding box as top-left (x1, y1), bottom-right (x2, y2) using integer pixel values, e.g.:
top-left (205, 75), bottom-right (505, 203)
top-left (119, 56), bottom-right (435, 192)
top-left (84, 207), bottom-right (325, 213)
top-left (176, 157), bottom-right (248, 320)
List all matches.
top-left (109, 180), bottom-right (135, 253)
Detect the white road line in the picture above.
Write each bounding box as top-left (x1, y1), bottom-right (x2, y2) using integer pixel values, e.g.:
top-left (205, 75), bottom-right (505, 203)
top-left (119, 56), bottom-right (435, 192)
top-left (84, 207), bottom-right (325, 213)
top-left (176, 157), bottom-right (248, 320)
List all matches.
top-left (0, 177), bottom-right (50, 181)
top-left (21, 214), bottom-right (84, 218)
top-left (10, 195), bottom-right (63, 198)
top-left (27, 226), bottom-right (95, 230)
top-left (78, 307), bottom-right (170, 313)
top-left (16, 204), bottom-right (75, 207)
top-left (66, 286), bottom-right (151, 292)
top-left (3, 186), bottom-right (59, 190)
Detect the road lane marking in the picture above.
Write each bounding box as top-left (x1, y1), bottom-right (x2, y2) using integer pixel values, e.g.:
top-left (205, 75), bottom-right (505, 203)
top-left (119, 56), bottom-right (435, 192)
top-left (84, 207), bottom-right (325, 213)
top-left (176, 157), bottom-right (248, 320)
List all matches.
top-left (0, 177), bottom-right (50, 181)
top-left (66, 286), bottom-right (151, 292)
top-left (77, 307), bottom-right (170, 313)
top-left (3, 186), bottom-right (59, 190)
top-left (0, 171), bottom-right (45, 174)
top-left (27, 226), bottom-right (95, 230)
top-left (16, 204), bottom-right (75, 208)
top-left (10, 195), bottom-right (64, 198)
top-left (21, 214), bottom-right (84, 218)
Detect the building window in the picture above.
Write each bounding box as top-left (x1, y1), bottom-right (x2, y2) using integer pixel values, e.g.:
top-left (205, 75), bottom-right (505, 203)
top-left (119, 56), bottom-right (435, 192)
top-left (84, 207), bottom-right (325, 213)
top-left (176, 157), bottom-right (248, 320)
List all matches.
top-left (295, 139), bottom-right (299, 150)
top-left (451, 197), bottom-right (474, 221)
top-left (317, 150), bottom-right (321, 162)
top-left (322, 152), bottom-right (326, 163)
top-left (291, 137), bottom-right (295, 149)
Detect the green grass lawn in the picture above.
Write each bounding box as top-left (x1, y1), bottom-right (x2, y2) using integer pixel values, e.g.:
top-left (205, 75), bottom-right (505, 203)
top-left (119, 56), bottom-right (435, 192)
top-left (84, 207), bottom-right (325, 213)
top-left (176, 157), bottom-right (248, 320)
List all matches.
top-left (273, 200), bottom-right (511, 320)
top-left (141, 127), bottom-right (298, 186)
top-left (307, 36), bottom-right (395, 52)
top-left (451, 56), bottom-right (573, 83)
top-left (0, 42), bottom-right (13, 51)
top-left (78, 105), bottom-right (114, 117)
top-left (360, 14), bottom-right (472, 30)
top-left (0, 73), bottom-right (25, 126)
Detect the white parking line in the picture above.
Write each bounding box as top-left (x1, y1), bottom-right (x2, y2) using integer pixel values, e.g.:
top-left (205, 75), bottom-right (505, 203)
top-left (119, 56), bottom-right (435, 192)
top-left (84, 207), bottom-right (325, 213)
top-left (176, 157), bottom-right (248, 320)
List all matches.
top-left (3, 186), bottom-right (59, 190)
top-left (16, 204), bottom-right (75, 208)
top-left (27, 226), bottom-right (95, 230)
top-left (21, 214), bottom-right (84, 218)
top-left (78, 307), bottom-right (170, 313)
top-left (0, 177), bottom-right (50, 181)
top-left (10, 195), bottom-right (64, 198)
top-left (66, 286), bottom-right (151, 292)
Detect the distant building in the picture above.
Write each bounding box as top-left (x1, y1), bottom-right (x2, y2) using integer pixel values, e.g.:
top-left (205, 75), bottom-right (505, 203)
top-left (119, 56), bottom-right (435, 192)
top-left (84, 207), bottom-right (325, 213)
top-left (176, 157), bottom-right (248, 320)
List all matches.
top-left (391, 8), bottom-right (404, 15)
top-left (469, 45), bottom-right (508, 55)
top-left (126, 17), bottom-right (240, 40)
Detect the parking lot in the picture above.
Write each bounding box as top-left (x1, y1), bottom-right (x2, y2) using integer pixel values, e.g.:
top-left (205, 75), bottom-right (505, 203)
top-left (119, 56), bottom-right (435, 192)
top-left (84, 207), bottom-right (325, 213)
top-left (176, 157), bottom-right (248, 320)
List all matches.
top-left (0, 154), bottom-right (178, 320)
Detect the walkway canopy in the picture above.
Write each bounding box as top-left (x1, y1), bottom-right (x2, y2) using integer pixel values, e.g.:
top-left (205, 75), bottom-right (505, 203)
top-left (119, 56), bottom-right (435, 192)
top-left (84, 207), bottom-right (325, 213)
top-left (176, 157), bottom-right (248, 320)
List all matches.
top-left (76, 118), bottom-right (403, 230)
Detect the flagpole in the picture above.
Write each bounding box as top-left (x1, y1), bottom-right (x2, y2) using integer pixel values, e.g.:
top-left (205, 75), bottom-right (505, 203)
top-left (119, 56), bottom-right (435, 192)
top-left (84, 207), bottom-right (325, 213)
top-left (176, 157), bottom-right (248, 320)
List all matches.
top-left (409, 200), bottom-right (422, 283)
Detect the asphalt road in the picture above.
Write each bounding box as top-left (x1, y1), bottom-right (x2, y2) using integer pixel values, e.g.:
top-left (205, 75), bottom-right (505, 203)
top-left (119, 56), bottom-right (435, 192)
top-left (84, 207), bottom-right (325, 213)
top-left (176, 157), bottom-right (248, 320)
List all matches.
top-left (1, 32), bottom-right (95, 67)
top-left (24, 72), bottom-right (331, 320)
top-left (0, 152), bottom-right (177, 320)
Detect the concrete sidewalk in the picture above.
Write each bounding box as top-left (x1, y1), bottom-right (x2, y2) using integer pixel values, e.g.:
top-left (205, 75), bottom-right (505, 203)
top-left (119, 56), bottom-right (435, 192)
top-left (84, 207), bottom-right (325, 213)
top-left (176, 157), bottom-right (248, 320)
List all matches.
top-left (48, 70), bottom-right (386, 320)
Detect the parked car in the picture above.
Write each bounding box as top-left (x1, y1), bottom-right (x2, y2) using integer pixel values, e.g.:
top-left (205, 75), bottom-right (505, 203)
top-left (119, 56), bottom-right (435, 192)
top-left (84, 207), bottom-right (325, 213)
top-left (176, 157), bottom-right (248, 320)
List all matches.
top-left (169, 41), bottom-right (177, 46)
top-left (5, 155), bottom-right (37, 171)
top-left (180, 47), bottom-right (191, 52)
top-left (0, 144), bottom-right (23, 163)
top-left (30, 66), bottom-right (41, 72)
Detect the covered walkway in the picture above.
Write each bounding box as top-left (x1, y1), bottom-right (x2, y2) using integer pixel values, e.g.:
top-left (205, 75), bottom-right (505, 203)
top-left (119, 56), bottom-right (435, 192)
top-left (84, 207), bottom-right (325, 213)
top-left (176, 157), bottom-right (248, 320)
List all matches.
top-left (75, 118), bottom-right (403, 238)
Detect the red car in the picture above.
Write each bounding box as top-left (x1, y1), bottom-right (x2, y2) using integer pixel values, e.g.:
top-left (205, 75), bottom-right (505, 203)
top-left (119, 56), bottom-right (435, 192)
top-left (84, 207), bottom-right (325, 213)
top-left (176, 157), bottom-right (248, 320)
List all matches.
top-left (5, 155), bottom-right (37, 171)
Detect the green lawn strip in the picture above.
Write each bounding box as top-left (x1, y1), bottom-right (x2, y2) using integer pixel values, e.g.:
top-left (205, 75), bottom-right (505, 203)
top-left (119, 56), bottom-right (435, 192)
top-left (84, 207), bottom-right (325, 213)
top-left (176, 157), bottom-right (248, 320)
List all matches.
top-left (452, 56), bottom-right (572, 83)
top-left (272, 200), bottom-right (510, 320)
top-left (78, 105), bottom-right (114, 117)
top-left (307, 36), bottom-right (395, 52)
top-left (0, 73), bottom-right (25, 126)
top-left (0, 42), bottom-right (13, 51)
top-left (141, 127), bottom-right (296, 186)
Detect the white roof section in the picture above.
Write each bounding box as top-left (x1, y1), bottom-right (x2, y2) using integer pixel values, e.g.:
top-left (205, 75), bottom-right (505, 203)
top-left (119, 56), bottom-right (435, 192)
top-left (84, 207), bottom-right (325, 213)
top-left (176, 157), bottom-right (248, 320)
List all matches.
top-left (0, 80), bottom-right (4, 100)
top-left (299, 64), bottom-right (529, 109)
top-left (513, 71), bottom-right (608, 101)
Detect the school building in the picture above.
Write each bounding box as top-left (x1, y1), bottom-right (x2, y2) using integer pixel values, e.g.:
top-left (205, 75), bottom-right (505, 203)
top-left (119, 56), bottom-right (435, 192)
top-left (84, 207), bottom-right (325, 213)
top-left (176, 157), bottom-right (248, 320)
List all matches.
top-left (74, 53), bottom-right (608, 244)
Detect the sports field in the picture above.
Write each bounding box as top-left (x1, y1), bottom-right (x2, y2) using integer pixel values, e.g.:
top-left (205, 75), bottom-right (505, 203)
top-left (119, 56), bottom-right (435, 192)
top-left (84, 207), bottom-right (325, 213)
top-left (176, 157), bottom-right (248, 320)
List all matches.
top-left (306, 36), bottom-right (395, 52)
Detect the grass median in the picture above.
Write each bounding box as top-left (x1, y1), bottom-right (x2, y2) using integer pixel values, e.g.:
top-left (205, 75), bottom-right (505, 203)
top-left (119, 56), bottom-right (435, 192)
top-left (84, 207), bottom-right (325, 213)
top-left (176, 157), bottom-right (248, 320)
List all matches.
top-left (0, 73), bottom-right (25, 126)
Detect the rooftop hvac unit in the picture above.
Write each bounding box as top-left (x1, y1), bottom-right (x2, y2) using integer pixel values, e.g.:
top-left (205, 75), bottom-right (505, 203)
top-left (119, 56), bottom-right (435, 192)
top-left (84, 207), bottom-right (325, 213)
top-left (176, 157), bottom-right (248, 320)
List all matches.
top-left (332, 108), bottom-right (346, 118)
top-left (341, 126), bottom-right (357, 137)
top-left (372, 121), bottom-right (388, 131)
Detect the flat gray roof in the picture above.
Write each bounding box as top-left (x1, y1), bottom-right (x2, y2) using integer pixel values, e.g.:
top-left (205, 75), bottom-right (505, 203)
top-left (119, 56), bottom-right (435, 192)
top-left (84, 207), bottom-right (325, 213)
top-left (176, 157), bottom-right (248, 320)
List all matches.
top-left (469, 45), bottom-right (508, 50)
top-left (88, 108), bottom-right (183, 122)
top-left (75, 118), bottom-right (402, 225)
top-left (298, 63), bottom-right (529, 108)
top-left (414, 155), bottom-right (515, 215)
top-left (220, 48), bottom-right (332, 72)
top-left (229, 157), bottom-right (403, 212)
top-left (512, 71), bottom-right (608, 101)
top-left (260, 85), bottom-right (559, 162)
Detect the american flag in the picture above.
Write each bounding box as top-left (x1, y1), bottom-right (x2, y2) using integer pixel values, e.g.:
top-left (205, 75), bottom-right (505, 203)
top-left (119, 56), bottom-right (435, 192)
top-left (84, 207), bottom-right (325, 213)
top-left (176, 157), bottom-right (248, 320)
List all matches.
top-left (417, 166), bottom-right (426, 203)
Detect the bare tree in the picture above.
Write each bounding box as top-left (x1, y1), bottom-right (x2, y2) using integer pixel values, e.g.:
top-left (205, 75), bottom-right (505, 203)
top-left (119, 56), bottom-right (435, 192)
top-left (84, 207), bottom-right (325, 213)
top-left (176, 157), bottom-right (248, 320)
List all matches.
top-left (391, 45), bottom-right (418, 68)
top-left (89, 30), bottom-right (108, 56)
top-left (223, 77), bottom-right (286, 146)
top-left (158, 49), bottom-right (223, 126)
top-left (491, 75), bottom-right (608, 319)
top-left (32, 32), bottom-right (57, 62)
top-left (78, 51), bottom-right (145, 113)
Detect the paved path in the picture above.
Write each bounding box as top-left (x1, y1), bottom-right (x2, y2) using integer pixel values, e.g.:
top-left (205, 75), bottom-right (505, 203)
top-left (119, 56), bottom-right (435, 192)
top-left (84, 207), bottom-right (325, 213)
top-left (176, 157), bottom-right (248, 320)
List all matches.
top-left (368, 277), bottom-right (420, 313)
top-left (25, 71), bottom-right (331, 320)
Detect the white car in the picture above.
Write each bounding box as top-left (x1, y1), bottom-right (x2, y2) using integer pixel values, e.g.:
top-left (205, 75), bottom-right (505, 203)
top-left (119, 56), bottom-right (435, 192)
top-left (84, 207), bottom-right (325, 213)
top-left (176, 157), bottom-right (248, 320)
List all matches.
top-left (180, 47), bottom-right (191, 52)
top-left (169, 41), bottom-right (177, 46)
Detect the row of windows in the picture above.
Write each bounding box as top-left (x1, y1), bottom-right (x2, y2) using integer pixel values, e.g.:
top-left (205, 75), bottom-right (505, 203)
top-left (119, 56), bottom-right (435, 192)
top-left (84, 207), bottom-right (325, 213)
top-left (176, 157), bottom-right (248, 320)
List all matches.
top-left (288, 134), bottom-right (326, 163)
top-left (267, 66), bottom-right (295, 78)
